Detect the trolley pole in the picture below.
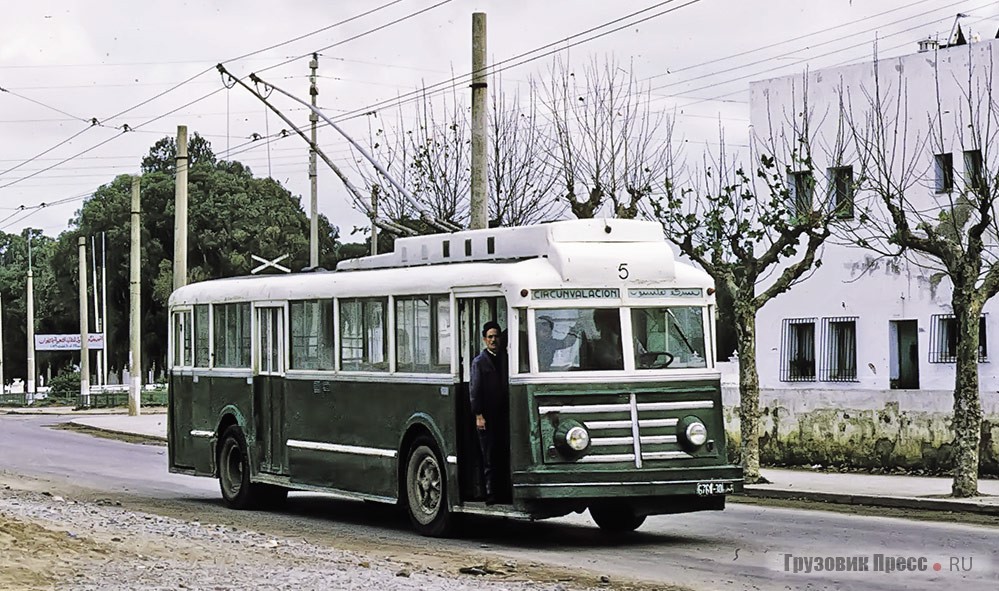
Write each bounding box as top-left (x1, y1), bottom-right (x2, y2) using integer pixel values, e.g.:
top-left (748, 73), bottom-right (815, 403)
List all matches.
top-left (309, 53), bottom-right (320, 268)
top-left (173, 125), bottom-right (189, 290)
top-left (469, 12), bottom-right (488, 230)
top-left (129, 177), bottom-right (142, 416)
top-left (78, 237), bottom-right (90, 406)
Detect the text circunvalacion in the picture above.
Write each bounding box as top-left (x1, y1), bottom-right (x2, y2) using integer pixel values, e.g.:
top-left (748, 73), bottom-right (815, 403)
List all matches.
top-left (532, 288), bottom-right (621, 300)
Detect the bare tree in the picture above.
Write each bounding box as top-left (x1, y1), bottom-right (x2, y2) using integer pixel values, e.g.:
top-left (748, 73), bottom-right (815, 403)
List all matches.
top-left (849, 47), bottom-right (999, 497)
top-left (542, 56), bottom-right (671, 219)
top-left (653, 78), bottom-right (842, 483)
top-left (488, 79), bottom-right (562, 225)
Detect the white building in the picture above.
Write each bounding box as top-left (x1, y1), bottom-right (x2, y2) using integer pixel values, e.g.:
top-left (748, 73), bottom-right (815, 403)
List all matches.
top-left (740, 26), bottom-right (999, 471)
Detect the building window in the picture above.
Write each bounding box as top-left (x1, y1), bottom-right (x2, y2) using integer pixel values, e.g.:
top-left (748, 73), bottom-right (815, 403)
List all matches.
top-left (827, 166), bottom-right (854, 219)
top-left (964, 149), bottom-right (983, 192)
top-left (780, 318), bottom-right (816, 381)
top-left (929, 313), bottom-right (988, 363)
top-left (820, 317), bottom-right (858, 381)
top-left (789, 171), bottom-right (814, 216)
top-left (935, 153), bottom-right (954, 193)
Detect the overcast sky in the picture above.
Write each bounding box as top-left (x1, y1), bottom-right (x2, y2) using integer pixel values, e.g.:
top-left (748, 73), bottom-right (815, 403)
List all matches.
top-left (0, 0), bottom-right (992, 241)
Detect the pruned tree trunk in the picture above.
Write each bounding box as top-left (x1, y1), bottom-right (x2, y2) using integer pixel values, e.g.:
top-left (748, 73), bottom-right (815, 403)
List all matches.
top-left (734, 301), bottom-right (763, 483)
top-left (952, 294), bottom-right (983, 497)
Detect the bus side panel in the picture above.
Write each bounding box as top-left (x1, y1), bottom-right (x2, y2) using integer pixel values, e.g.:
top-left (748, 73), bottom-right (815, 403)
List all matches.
top-left (187, 374), bottom-right (216, 475)
top-left (211, 375), bottom-right (255, 470)
top-left (168, 372), bottom-right (197, 471)
top-left (284, 378), bottom-right (455, 499)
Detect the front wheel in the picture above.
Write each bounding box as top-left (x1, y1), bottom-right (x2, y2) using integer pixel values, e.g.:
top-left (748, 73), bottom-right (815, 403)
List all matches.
top-left (405, 438), bottom-right (458, 537)
top-left (589, 502), bottom-right (647, 533)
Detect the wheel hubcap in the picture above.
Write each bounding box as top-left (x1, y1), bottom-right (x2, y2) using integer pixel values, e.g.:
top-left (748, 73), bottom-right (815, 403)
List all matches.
top-left (414, 454), bottom-right (441, 516)
top-left (223, 442), bottom-right (243, 497)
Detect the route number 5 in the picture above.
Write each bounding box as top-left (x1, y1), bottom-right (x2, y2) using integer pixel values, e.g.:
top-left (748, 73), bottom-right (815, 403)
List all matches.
top-left (618, 263), bottom-right (629, 279)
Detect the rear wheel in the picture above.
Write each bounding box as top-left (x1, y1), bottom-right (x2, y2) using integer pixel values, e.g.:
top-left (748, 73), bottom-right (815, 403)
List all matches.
top-left (589, 502), bottom-right (646, 533)
top-left (218, 426), bottom-right (287, 510)
top-left (405, 437), bottom-right (458, 537)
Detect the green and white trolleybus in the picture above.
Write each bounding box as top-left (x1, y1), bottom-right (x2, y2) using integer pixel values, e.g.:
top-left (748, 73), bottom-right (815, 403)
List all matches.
top-left (167, 219), bottom-right (743, 536)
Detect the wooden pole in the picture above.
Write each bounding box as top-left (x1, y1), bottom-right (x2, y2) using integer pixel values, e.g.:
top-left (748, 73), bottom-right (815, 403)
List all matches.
top-left (470, 12), bottom-right (488, 229)
top-left (129, 177), bottom-right (142, 416)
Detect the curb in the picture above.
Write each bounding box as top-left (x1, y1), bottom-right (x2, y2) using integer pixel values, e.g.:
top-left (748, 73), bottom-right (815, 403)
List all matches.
top-left (67, 420), bottom-right (168, 442)
top-left (741, 487), bottom-right (999, 516)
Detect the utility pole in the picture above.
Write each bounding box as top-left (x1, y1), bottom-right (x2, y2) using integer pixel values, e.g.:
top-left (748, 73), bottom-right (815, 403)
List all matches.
top-left (371, 185), bottom-right (379, 256)
top-left (0, 291), bottom-right (4, 394)
top-left (101, 232), bottom-right (108, 386)
top-left (309, 53), bottom-right (320, 268)
top-left (90, 235), bottom-right (101, 386)
top-left (129, 177), bottom-right (142, 416)
top-left (78, 237), bottom-right (90, 407)
top-left (470, 12), bottom-right (488, 230)
top-left (26, 235), bottom-right (35, 397)
top-left (173, 125), bottom-right (189, 290)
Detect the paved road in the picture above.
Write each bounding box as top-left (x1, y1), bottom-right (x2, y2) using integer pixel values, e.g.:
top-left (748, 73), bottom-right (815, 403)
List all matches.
top-left (2, 414), bottom-right (997, 591)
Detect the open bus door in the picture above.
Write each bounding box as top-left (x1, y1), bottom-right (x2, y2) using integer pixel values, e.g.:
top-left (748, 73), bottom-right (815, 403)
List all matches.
top-left (253, 305), bottom-right (287, 475)
top-left (455, 295), bottom-right (508, 503)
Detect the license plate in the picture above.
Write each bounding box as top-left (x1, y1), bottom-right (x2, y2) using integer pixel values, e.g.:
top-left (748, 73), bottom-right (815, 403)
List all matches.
top-left (696, 482), bottom-right (734, 496)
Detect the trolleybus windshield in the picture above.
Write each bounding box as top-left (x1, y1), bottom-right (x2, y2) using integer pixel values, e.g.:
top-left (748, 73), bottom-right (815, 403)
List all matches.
top-left (530, 306), bottom-right (708, 372)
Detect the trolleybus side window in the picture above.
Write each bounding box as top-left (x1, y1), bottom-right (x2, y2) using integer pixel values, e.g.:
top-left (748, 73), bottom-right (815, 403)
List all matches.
top-left (339, 298), bottom-right (388, 371)
top-left (395, 295), bottom-right (450, 373)
top-left (631, 306), bottom-right (707, 369)
top-left (213, 302), bottom-right (251, 368)
top-left (172, 309), bottom-right (193, 368)
top-left (289, 299), bottom-right (335, 370)
top-left (194, 304), bottom-right (210, 367)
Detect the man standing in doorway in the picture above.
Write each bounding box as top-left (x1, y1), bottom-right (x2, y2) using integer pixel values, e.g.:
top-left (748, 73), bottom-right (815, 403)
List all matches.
top-left (470, 321), bottom-right (508, 505)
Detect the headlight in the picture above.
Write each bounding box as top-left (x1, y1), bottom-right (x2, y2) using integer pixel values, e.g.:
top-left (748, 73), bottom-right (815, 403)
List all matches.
top-left (565, 426), bottom-right (590, 451)
top-left (554, 420), bottom-right (591, 457)
top-left (685, 421), bottom-right (708, 446)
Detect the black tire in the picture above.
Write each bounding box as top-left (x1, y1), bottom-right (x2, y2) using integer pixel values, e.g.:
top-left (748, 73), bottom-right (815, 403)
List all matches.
top-left (218, 426), bottom-right (287, 510)
top-left (404, 437), bottom-right (458, 537)
top-left (589, 502), bottom-right (647, 533)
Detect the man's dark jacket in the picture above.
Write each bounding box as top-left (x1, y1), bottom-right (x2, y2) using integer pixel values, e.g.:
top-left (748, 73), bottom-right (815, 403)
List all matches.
top-left (470, 349), bottom-right (507, 418)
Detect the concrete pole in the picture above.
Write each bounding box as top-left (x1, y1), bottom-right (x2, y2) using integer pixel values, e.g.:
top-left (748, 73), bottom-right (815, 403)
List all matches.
top-left (470, 12), bottom-right (489, 230)
top-left (90, 235), bottom-right (101, 386)
top-left (371, 186), bottom-right (379, 256)
top-left (78, 236), bottom-right (90, 407)
top-left (309, 53), bottom-right (320, 268)
top-left (26, 237), bottom-right (35, 397)
top-left (101, 232), bottom-right (108, 386)
top-left (173, 125), bottom-right (189, 290)
top-left (0, 291), bottom-right (4, 394)
top-left (129, 177), bottom-right (142, 416)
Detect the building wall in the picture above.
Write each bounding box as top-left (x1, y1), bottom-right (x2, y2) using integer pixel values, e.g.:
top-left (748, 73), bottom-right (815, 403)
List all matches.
top-left (738, 39), bottom-right (999, 470)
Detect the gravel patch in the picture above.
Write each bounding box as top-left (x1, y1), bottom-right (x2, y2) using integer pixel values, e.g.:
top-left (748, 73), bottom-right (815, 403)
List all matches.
top-left (0, 486), bottom-right (594, 591)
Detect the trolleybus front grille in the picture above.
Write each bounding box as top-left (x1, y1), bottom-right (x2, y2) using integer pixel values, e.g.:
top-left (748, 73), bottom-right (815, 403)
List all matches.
top-left (538, 395), bottom-right (715, 467)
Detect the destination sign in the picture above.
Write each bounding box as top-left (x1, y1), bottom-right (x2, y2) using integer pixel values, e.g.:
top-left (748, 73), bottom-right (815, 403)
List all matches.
top-left (628, 288), bottom-right (703, 298)
top-left (532, 288), bottom-right (620, 300)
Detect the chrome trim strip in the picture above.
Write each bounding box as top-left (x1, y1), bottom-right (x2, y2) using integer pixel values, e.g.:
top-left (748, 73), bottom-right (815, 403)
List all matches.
top-left (190, 430), bottom-right (214, 438)
top-left (637, 400), bottom-right (714, 411)
top-left (539, 403), bottom-right (630, 414)
top-left (446, 455), bottom-right (458, 464)
top-left (640, 435), bottom-right (678, 444)
top-left (513, 478), bottom-right (742, 488)
top-left (578, 453), bottom-right (635, 463)
top-left (590, 436), bottom-right (634, 446)
top-left (540, 400), bottom-right (713, 414)
top-left (287, 439), bottom-right (397, 458)
top-left (254, 473), bottom-right (396, 504)
top-left (585, 418), bottom-right (679, 429)
top-left (629, 392), bottom-right (643, 468)
top-left (642, 451), bottom-right (692, 460)
top-left (451, 504), bottom-right (532, 518)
